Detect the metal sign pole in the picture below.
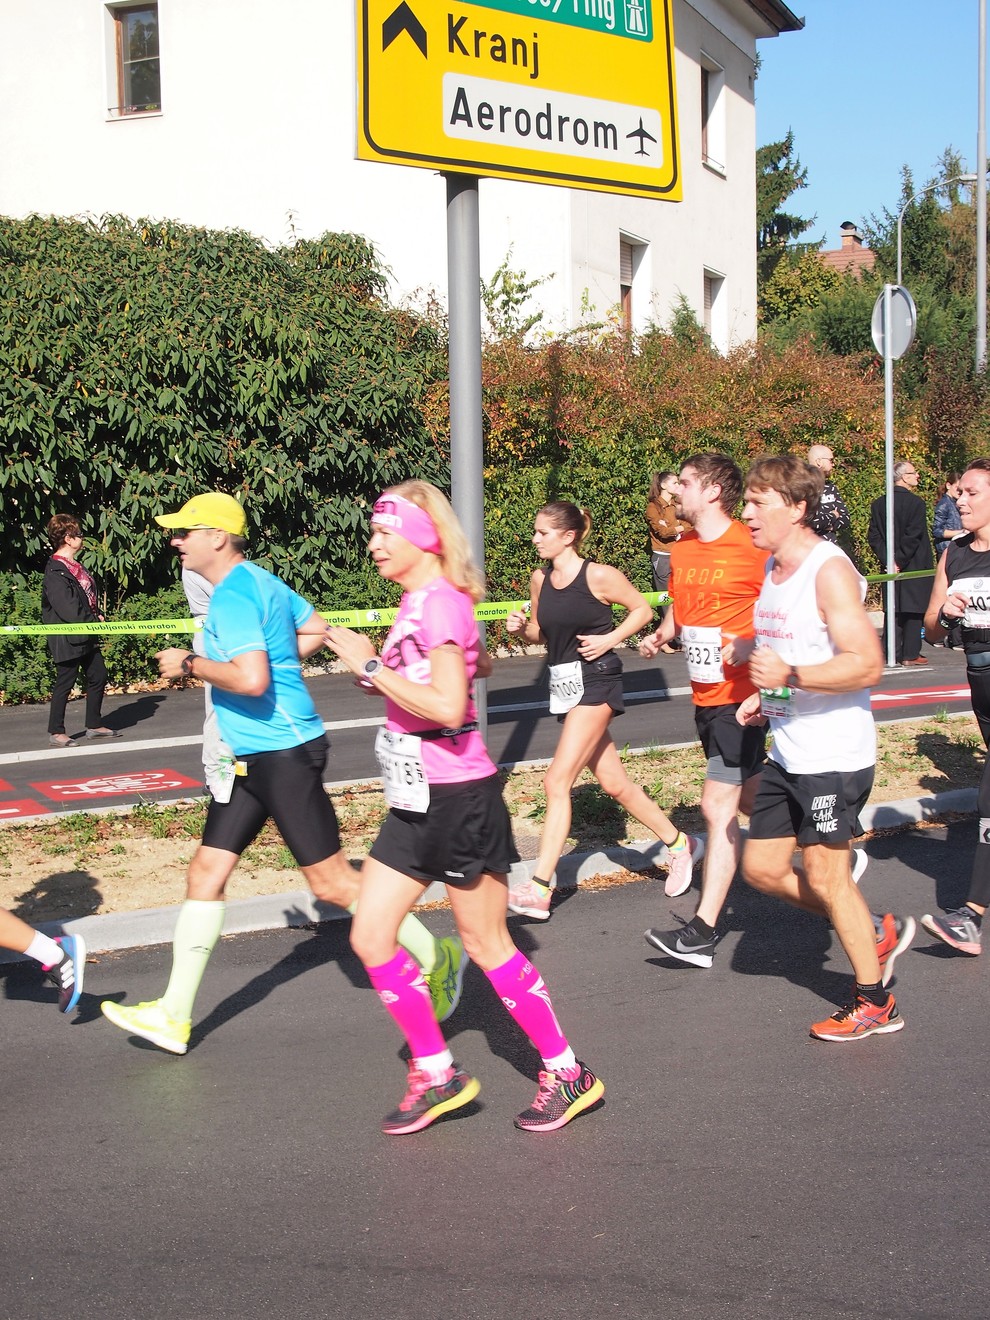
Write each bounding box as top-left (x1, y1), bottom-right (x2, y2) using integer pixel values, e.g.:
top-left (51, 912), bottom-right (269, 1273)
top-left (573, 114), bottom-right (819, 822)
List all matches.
top-left (883, 283), bottom-right (897, 670)
top-left (445, 172), bottom-right (487, 736)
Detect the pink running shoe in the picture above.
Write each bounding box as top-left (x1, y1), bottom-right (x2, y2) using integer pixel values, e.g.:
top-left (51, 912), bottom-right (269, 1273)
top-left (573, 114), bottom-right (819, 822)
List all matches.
top-left (664, 834), bottom-right (704, 898)
top-left (507, 877), bottom-right (553, 920)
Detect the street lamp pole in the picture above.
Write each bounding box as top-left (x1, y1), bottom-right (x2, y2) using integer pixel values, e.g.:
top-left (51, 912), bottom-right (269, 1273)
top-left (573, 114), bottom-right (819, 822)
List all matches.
top-left (896, 173), bottom-right (979, 286)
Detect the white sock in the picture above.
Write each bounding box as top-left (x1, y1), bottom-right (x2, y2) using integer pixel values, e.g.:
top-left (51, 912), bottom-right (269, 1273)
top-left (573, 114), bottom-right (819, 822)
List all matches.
top-left (414, 1050), bottom-right (455, 1084)
top-left (25, 931), bottom-right (62, 967)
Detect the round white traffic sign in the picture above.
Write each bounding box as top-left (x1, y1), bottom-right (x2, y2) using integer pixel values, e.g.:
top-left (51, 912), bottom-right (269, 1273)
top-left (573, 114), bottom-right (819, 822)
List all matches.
top-left (871, 284), bottom-right (918, 360)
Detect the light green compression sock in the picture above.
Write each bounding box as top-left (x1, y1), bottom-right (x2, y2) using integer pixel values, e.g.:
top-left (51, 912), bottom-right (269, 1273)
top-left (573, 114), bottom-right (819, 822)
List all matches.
top-left (161, 900), bottom-right (226, 1021)
top-left (345, 900), bottom-right (440, 974)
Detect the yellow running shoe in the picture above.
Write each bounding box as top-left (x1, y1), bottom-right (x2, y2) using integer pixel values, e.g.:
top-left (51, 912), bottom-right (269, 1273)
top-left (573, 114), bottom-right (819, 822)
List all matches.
top-left (101, 999), bottom-right (191, 1055)
top-left (426, 936), bottom-right (468, 1023)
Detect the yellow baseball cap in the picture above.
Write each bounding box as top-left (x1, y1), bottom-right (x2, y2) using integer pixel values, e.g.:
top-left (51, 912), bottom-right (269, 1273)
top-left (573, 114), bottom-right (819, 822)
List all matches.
top-left (155, 492), bottom-right (247, 537)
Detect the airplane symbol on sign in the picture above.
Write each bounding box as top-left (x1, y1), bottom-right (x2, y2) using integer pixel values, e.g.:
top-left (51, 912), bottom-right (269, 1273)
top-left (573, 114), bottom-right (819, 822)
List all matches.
top-left (383, 2), bottom-right (427, 58)
top-left (626, 117), bottom-right (656, 156)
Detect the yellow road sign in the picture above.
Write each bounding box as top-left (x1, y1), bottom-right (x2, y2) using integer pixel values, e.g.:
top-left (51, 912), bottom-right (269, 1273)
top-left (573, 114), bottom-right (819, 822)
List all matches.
top-left (356, 0), bottom-right (681, 199)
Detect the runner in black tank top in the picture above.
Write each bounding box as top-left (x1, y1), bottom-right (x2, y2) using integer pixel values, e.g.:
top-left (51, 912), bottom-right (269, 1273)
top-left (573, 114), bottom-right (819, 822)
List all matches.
top-left (505, 501), bottom-right (698, 920)
top-left (923, 460), bottom-right (990, 956)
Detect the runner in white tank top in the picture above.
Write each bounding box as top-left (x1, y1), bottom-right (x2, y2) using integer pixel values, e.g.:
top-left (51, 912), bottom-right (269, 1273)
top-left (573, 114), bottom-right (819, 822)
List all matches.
top-left (734, 457), bottom-right (915, 1043)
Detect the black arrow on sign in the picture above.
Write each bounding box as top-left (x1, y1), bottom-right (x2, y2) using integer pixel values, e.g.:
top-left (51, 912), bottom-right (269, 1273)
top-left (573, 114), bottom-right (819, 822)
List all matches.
top-left (382, 2), bottom-right (428, 58)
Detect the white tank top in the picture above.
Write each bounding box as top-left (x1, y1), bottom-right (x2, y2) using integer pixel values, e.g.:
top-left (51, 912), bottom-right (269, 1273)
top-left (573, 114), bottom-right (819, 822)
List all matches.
top-left (753, 540), bottom-right (876, 774)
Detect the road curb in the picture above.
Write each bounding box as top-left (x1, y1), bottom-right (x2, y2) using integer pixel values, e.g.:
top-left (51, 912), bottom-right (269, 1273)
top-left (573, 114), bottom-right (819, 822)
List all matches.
top-left (1, 786), bottom-right (977, 961)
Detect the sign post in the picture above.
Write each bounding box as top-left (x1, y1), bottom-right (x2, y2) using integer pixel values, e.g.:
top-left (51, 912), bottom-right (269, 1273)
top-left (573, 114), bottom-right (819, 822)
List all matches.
top-left (871, 284), bottom-right (918, 669)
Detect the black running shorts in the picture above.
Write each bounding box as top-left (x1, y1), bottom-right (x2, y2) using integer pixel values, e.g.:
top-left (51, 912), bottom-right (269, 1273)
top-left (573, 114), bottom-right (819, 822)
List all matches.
top-left (694, 703), bottom-right (766, 785)
top-left (747, 758), bottom-right (874, 846)
top-left (556, 654), bottom-right (625, 722)
top-left (201, 735), bottom-right (342, 867)
top-left (370, 773), bottom-right (520, 887)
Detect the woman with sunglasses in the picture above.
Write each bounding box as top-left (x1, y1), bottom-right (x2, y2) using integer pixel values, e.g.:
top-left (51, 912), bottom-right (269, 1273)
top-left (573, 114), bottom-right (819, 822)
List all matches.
top-left (326, 482), bottom-right (604, 1136)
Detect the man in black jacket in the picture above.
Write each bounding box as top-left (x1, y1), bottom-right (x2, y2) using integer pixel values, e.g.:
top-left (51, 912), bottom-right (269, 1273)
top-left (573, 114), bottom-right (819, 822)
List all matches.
top-left (867, 460), bottom-right (934, 665)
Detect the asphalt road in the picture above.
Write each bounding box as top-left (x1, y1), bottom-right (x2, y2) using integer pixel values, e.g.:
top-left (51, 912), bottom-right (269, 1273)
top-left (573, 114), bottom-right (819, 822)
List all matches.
top-left (1, 821), bottom-right (985, 1320)
top-left (0, 644), bottom-right (975, 818)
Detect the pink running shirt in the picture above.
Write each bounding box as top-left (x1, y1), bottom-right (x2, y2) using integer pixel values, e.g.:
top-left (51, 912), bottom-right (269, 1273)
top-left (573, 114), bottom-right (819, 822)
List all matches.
top-left (380, 576), bottom-right (495, 785)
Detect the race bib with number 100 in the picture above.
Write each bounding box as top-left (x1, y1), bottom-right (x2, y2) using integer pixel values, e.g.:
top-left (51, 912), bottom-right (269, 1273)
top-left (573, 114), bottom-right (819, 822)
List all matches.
top-left (549, 660), bottom-right (584, 714)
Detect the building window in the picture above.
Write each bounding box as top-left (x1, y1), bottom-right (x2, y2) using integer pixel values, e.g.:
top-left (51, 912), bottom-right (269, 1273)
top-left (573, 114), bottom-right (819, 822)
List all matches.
top-left (110, 4), bottom-right (160, 116)
top-left (700, 54), bottom-right (725, 174)
top-left (619, 236), bottom-right (649, 335)
top-left (703, 269), bottom-right (726, 353)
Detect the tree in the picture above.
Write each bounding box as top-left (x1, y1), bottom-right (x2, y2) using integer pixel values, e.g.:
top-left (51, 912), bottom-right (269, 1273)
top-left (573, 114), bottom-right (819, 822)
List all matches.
top-left (759, 250), bottom-right (841, 327)
top-left (756, 131), bottom-right (815, 288)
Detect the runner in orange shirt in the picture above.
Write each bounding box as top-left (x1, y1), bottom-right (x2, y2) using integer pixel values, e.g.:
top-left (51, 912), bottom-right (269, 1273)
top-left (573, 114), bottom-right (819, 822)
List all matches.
top-left (639, 453), bottom-right (769, 967)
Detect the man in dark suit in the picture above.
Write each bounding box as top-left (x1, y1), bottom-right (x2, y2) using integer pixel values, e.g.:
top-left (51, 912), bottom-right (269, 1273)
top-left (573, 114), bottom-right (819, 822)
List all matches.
top-left (867, 460), bottom-right (934, 665)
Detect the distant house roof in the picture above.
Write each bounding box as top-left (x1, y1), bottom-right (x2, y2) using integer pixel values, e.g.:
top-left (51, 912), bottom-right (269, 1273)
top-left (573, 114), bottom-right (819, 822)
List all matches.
top-left (821, 222), bottom-right (877, 277)
top-left (745, 0), bottom-right (805, 34)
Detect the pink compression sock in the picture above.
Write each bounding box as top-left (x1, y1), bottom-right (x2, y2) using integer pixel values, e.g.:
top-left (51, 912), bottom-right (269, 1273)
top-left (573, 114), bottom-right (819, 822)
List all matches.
top-left (364, 949), bottom-right (446, 1060)
top-left (484, 950), bottom-right (570, 1061)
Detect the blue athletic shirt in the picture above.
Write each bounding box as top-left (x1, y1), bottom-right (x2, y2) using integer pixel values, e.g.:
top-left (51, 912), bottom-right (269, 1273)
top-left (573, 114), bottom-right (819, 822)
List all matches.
top-left (203, 561), bottom-right (324, 755)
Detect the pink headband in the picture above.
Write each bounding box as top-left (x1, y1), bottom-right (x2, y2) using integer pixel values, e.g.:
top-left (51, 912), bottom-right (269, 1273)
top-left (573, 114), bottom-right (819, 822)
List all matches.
top-left (371, 494), bottom-right (442, 554)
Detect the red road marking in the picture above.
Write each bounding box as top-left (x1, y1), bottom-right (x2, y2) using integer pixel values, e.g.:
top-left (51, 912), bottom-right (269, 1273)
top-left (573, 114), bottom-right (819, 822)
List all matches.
top-left (0, 799), bottom-right (52, 818)
top-left (872, 686), bottom-right (970, 707)
top-left (0, 778), bottom-right (12, 792)
top-left (31, 768), bottom-right (203, 801)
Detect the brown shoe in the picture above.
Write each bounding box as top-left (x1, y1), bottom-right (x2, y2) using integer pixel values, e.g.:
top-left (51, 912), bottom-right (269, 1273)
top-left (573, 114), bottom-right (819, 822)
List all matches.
top-left (900, 656), bottom-right (929, 666)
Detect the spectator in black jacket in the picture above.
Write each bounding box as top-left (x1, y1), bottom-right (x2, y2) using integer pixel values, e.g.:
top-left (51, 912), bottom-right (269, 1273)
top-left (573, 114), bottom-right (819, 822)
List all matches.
top-left (41, 513), bottom-right (118, 747)
top-left (807, 445), bottom-right (851, 545)
top-left (867, 460), bottom-right (934, 666)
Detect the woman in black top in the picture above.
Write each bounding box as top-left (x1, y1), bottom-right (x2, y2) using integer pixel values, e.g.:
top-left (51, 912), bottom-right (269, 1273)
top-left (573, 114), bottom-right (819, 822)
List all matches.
top-left (505, 501), bottom-right (697, 919)
top-left (41, 513), bottom-right (117, 747)
top-left (922, 459), bottom-right (990, 956)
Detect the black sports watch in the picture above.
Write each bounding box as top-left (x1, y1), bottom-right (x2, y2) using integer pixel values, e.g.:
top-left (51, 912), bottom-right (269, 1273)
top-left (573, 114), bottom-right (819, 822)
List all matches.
top-left (180, 652), bottom-right (196, 677)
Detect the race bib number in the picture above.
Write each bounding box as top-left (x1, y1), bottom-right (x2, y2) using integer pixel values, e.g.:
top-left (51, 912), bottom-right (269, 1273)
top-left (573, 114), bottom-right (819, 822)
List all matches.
top-left (375, 728), bottom-right (430, 813)
top-left (682, 626), bottom-right (724, 685)
top-left (952, 577), bottom-right (990, 629)
top-left (549, 660), bottom-right (584, 714)
top-left (759, 686), bottom-right (793, 719)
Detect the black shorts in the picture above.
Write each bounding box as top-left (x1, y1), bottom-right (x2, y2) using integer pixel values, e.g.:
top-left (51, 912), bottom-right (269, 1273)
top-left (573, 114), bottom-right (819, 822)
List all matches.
top-left (747, 759), bottom-right (874, 846)
top-left (557, 654), bottom-right (625, 721)
top-left (369, 773), bottom-right (520, 887)
top-left (202, 735), bottom-right (341, 867)
top-left (695, 703), bottom-right (766, 785)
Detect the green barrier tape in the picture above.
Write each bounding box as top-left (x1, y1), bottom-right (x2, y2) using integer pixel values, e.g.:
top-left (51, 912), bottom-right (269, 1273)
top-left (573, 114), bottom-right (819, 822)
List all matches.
top-left (0, 572), bottom-right (937, 637)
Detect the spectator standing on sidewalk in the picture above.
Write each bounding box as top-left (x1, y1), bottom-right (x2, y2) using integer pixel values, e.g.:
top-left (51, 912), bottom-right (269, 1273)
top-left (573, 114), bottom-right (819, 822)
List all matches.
top-left (645, 471), bottom-right (688, 648)
top-left (807, 445), bottom-right (851, 547)
top-left (867, 459), bottom-right (934, 666)
top-left (42, 514), bottom-right (119, 747)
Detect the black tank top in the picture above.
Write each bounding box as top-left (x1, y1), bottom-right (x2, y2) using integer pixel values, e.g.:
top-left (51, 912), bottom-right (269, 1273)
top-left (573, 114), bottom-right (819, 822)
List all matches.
top-left (945, 533), bottom-right (990, 653)
top-left (536, 560), bottom-right (615, 666)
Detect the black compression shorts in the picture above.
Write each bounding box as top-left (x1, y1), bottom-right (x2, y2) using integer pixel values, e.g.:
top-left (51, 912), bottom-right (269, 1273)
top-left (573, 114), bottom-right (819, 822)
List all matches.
top-left (201, 735), bottom-right (341, 867)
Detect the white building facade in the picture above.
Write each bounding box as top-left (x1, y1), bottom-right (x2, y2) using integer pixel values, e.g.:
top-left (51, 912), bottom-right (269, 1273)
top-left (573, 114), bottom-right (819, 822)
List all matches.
top-left (0, 0), bottom-right (800, 350)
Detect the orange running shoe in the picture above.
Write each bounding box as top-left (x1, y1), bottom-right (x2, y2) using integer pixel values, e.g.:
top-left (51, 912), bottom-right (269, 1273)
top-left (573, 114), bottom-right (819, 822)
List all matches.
top-left (810, 992), bottom-right (904, 1042)
top-left (874, 913), bottom-right (916, 986)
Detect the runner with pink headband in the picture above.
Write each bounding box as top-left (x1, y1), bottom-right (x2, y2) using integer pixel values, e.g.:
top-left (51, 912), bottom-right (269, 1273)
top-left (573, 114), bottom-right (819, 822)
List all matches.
top-left (372, 494), bottom-right (442, 554)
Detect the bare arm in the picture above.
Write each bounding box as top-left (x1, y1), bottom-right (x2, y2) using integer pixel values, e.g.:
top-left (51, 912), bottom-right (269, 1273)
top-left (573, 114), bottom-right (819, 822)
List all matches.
top-left (297, 609), bottom-right (331, 660)
top-left (505, 570), bottom-right (544, 645)
top-left (325, 627), bottom-right (470, 727)
top-left (923, 553), bottom-right (958, 641)
top-left (580, 563), bottom-right (653, 662)
top-left (157, 647), bottom-right (271, 697)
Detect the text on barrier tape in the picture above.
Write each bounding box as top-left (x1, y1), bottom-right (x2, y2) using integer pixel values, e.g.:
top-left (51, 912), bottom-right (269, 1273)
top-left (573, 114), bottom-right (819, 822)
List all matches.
top-left (0, 572), bottom-right (934, 637)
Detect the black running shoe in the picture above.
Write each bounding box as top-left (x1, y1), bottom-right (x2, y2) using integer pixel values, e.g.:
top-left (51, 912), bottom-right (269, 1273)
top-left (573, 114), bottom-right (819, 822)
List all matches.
top-left (645, 920), bottom-right (718, 968)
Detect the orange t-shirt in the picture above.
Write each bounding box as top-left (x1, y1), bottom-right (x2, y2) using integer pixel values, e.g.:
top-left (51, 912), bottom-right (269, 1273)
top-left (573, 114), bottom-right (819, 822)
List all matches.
top-left (669, 521), bottom-right (769, 707)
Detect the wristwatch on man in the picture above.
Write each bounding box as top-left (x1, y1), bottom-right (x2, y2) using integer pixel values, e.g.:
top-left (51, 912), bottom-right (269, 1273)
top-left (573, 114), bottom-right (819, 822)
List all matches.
top-left (181, 652), bottom-right (196, 677)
